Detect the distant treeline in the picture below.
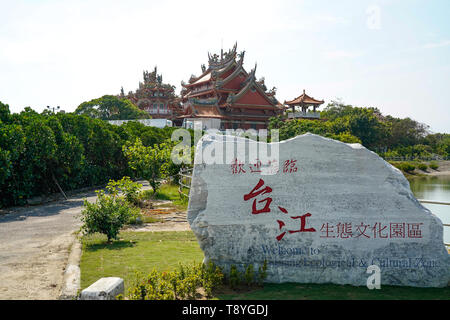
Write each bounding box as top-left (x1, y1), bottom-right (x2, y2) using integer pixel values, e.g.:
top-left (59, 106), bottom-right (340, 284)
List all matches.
top-left (0, 101), bottom-right (178, 208)
top-left (269, 100), bottom-right (449, 159)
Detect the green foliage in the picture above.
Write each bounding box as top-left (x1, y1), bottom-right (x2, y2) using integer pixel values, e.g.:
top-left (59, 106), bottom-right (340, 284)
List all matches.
top-left (417, 163), bottom-right (428, 171)
top-left (125, 261), bottom-right (269, 300)
top-left (389, 161), bottom-right (416, 173)
top-left (244, 264), bottom-right (255, 286)
top-left (429, 161), bottom-right (439, 170)
top-left (0, 148), bottom-right (11, 186)
top-left (75, 95), bottom-right (150, 120)
top-left (224, 262), bottom-right (268, 289)
top-left (228, 265), bottom-right (240, 289)
top-left (104, 177), bottom-right (146, 225)
top-left (80, 190), bottom-right (132, 242)
top-left (269, 100), bottom-right (448, 160)
top-left (327, 132), bottom-right (362, 144)
top-left (127, 206), bottom-right (144, 225)
top-left (0, 103), bottom-right (177, 208)
top-left (123, 138), bottom-right (172, 193)
top-left (258, 260), bottom-right (268, 286)
top-left (0, 101), bottom-right (11, 123)
top-left (106, 176), bottom-right (142, 206)
top-left (127, 262), bottom-right (224, 300)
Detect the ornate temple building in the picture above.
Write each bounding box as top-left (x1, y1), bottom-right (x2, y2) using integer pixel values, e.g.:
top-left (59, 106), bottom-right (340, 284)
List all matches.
top-left (120, 67), bottom-right (182, 120)
top-left (178, 43), bottom-right (283, 130)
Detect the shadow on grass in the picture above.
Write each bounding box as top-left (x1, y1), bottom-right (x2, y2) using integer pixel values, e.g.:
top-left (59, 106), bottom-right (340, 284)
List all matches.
top-left (84, 240), bottom-right (138, 252)
top-left (154, 192), bottom-right (172, 201)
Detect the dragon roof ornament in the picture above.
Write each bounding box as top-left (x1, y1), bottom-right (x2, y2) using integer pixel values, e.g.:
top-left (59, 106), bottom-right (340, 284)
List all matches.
top-left (208, 42), bottom-right (238, 69)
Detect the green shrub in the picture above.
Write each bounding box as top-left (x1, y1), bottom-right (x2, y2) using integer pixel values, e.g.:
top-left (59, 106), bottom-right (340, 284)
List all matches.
top-left (228, 265), bottom-right (240, 289)
top-left (429, 161), bottom-right (439, 170)
top-left (390, 161), bottom-right (415, 173)
top-left (401, 162), bottom-right (416, 173)
top-left (138, 189), bottom-right (154, 201)
top-left (125, 261), bottom-right (270, 300)
top-left (244, 264), bottom-right (255, 286)
top-left (257, 260), bottom-right (268, 285)
top-left (106, 176), bottom-right (142, 206)
top-left (80, 190), bottom-right (132, 242)
top-left (127, 262), bottom-right (224, 300)
top-left (417, 163), bottom-right (428, 171)
top-left (127, 206), bottom-right (143, 225)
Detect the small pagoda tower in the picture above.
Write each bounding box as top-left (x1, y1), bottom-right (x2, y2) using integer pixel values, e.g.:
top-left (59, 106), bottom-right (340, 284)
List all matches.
top-left (284, 90), bottom-right (324, 120)
top-left (178, 43), bottom-right (283, 130)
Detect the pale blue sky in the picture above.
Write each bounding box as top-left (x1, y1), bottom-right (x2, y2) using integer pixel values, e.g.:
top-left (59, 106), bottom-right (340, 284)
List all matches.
top-left (0, 0), bottom-right (449, 133)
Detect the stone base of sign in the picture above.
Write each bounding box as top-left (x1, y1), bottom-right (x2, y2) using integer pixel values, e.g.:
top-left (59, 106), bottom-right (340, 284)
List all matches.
top-left (79, 277), bottom-right (124, 300)
top-left (188, 133), bottom-right (450, 288)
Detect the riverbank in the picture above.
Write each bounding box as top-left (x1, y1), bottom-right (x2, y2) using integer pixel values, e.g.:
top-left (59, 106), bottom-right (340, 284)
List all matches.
top-left (425, 160), bottom-right (450, 176)
top-left (395, 160), bottom-right (450, 178)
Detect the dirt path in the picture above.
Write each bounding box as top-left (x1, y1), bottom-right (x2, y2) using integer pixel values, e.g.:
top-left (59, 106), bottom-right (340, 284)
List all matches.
top-left (124, 200), bottom-right (191, 232)
top-left (0, 191), bottom-right (99, 300)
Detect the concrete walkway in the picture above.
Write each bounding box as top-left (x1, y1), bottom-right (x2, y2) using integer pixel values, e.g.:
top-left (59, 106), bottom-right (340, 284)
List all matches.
top-left (0, 191), bottom-right (97, 300)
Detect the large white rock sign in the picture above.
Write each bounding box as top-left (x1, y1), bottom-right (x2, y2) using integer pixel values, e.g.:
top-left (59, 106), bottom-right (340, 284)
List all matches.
top-left (187, 133), bottom-right (450, 287)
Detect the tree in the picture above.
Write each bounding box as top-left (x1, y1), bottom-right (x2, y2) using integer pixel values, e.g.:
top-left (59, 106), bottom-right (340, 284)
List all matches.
top-left (384, 116), bottom-right (430, 148)
top-left (0, 101), bottom-right (11, 123)
top-left (0, 148), bottom-right (11, 187)
top-left (122, 138), bottom-right (172, 193)
top-left (75, 95), bottom-right (150, 120)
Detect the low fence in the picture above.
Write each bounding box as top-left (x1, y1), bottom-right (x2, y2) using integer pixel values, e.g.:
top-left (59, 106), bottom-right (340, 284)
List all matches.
top-left (178, 167), bottom-right (192, 199)
top-left (418, 199), bottom-right (450, 248)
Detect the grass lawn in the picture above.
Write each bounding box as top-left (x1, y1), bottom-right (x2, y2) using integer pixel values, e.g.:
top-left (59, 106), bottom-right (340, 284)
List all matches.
top-left (80, 230), bottom-right (449, 300)
top-left (80, 231), bottom-right (204, 291)
top-left (141, 183), bottom-right (189, 211)
top-left (218, 282), bottom-right (450, 300)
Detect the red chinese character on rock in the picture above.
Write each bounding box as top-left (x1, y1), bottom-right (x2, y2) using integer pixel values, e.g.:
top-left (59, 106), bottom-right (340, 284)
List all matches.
top-left (276, 220), bottom-right (287, 241)
top-left (264, 159), bottom-right (279, 175)
top-left (288, 213), bottom-right (316, 233)
top-left (355, 222), bottom-right (371, 239)
top-left (243, 179), bottom-right (273, 214)
top-left (283, 159), bottom-right (298, 173)
top-left (336, 222), bottom-right (353, 238)
top-left (390, 223), bottom-right (405, 238)
top-left (407, 223), bottom-right (423, 238)
top-left (276, 212), bottom-right (316, 241)
top-left (372, 222), bottom-right (388, 239)
top-left (249, 159), bottom-right (262, 173)
top-left (231, 158), bottom-right (246, 174)
top-left (320, 223), bottom-right (335, 238)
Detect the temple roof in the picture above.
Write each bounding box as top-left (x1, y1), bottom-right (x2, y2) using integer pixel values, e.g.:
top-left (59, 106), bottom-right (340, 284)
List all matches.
top-left (179, 43), bottom-right (282, 122)
top-left (285, 90), bottom-right (324, 106)
top-left (191, 72), bottom-right (212, 85)
top-left (222, 65), bottom-right (280, 108)
top-left (208, 42), bottom-right (238, 69)
top-left (179, 105), bottom-right (224, 119)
